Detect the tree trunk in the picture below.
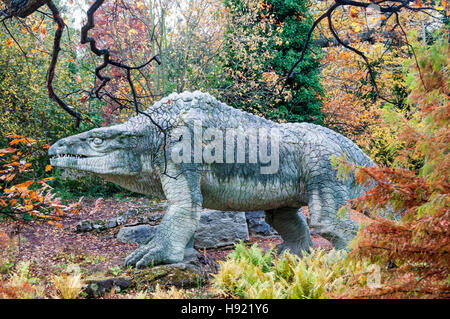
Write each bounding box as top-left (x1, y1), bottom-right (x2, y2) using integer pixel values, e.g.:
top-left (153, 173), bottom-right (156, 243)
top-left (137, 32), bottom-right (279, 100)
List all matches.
top-left (1, 0), bottom-right (48, 18)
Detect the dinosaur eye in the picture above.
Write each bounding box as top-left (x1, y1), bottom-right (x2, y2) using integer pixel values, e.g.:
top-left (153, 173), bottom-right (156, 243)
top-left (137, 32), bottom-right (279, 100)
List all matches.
top-left (92, 138), bottom-right (103, 145)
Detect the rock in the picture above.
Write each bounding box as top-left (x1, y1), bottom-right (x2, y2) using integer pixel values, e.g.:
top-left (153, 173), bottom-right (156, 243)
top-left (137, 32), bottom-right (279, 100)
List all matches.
top-left (92, 220), bottom-right (106, 230)
top-left (75, 218), bottom-right (118, 233)
top-left (145, 212), bottom-right (164, 225)
top-left (124, 208), bottom-right (138, 218)
top-left (116, 224), bottom-right (156, 244)
top-left (84, 277), bottom-right (132, 298)
top-left (116, 214), bottom-right (128, 225)
top-left (245, 211), bottom-right (279, 237)
top-left (194, 210), bottom-right (249, 249)
top-left (132, 203), bottom-right (167, 216)
top-left (132, 251), bottom-right (213, 290)
top-left (133, 265), bottom-right (204, 290)
top-left (74, 204), bottom-right (166, 234)
top-left (75, 220), bottom-right (93, 232)
top-left (105, 219), bottom-right (117, 229)
top-left (116, 210), bottom-right (249, 248)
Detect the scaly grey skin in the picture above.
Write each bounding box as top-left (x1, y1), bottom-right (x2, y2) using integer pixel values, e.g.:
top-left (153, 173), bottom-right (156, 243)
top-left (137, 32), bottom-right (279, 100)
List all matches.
top-left (49, 91), bottom-right (374, 268)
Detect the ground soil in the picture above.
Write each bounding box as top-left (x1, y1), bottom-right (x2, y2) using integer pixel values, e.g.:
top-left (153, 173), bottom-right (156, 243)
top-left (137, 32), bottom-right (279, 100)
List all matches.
top-left (0, 196), bottom-right (354, 296)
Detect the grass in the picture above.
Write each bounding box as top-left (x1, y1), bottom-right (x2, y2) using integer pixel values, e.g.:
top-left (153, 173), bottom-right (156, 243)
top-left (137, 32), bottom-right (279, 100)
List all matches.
top-left (0, 261), bottom-right (46, 299)
top-left (51, 272), bottom-right (84, 299)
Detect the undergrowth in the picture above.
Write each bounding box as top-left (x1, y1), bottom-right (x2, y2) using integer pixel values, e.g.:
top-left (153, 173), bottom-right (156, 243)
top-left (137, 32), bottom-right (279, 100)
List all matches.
top-left (212, 243), bottom-right (376, 299)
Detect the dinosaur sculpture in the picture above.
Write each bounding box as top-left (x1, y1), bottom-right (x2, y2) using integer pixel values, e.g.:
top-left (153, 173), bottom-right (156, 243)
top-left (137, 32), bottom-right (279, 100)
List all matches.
top-left (49, 91), bottom-right (374, 268)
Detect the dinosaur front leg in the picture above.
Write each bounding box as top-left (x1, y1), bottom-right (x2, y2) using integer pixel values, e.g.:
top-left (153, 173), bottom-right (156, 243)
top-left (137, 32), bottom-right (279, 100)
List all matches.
top-left (125, 163), bottom-right (202, 268)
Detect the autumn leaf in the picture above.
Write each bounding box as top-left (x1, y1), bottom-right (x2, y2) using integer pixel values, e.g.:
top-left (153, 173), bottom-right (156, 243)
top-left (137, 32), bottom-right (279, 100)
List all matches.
top-left (37, 177), bottom-right (56, 183)
top-left (14, 180), bottom-right (34, 190)
top-left (0, 148), bottom-right (17, 154)
top-left (45, 164), bottom-right (53, 172)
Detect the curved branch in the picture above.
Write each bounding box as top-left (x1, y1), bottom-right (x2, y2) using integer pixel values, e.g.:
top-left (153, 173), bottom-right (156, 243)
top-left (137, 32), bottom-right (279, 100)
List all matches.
top-left (80, 0), bottom-right (161, 106)
top-left (46, 0), bottom-right (82, 127)
top-left (277, 2), bottom-right (340, 95)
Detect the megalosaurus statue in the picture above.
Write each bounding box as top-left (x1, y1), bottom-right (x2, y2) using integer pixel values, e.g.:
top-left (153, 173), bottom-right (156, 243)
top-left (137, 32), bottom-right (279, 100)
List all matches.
top-left (49, 91), bottom-right (374, 268)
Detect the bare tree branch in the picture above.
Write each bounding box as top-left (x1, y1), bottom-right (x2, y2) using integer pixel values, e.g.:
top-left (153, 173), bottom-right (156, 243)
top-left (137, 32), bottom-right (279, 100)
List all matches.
top-left (280, 0), bottom-right (446, 103)
top-left (46, 0), bottom-right (82, 127)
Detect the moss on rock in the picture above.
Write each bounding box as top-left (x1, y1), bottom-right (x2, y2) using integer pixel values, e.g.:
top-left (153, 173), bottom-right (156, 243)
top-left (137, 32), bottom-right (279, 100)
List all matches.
top-left (132, 264), bottom-right (206, 290)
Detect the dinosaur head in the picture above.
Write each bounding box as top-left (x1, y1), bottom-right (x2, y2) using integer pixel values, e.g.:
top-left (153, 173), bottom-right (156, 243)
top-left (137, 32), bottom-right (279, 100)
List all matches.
top-left (49, 124), bottom-right (157, 177)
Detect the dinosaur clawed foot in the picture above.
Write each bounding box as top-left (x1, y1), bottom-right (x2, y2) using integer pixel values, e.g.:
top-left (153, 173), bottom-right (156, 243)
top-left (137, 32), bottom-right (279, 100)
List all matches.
top-left (125, 240), bottom-right (184, 269)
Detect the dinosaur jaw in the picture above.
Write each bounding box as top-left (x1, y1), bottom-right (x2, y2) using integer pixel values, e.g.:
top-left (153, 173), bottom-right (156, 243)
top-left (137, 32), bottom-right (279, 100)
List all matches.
top-left (50, 152), bottom-right (136, 175)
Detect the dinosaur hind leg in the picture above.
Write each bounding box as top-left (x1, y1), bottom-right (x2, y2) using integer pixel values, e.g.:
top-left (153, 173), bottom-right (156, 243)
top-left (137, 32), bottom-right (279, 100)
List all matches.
top-left (307, 182), bottom-right (358, 250)
top-left (264, 207), bottom-right (313, 256)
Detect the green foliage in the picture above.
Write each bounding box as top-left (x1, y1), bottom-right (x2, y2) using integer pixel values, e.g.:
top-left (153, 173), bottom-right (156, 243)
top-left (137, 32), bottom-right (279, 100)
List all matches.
top-left (219, 0), bottom-right (324, 124)
top-left (48, 169), bottom-right (136, 201)
top-left (264, 0), bottom-right (324, 122)
top-left (230, 242), bottom-right (274, 272)
top-left (0, 19), bottom-right (101, 141)
top-left (213, 243), bottom-right (373, 299)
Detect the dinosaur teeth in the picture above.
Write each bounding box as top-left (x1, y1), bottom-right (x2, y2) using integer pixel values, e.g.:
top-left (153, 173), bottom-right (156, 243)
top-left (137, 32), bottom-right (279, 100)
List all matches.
top-left (52, 154), bottom-right (88, 159)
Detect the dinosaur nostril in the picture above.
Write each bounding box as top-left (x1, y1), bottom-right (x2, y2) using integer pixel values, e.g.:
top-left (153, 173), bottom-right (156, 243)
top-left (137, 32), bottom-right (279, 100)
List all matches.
top-left (49, 138), bottom-right (67, 155)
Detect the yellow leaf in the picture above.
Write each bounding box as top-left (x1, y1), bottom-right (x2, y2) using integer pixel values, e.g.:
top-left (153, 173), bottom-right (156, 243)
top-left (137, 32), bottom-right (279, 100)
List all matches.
top-left (45, 164), bottom-right (52, 172)
top-left (350, 8), bottom-right (358, 18)
top-left (37, 177), bottom-right (56, 183)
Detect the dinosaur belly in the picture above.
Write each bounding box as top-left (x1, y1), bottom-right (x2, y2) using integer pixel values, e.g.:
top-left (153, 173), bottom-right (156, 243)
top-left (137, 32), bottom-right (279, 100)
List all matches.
top-left (200, 172), bottom-right (306, 211)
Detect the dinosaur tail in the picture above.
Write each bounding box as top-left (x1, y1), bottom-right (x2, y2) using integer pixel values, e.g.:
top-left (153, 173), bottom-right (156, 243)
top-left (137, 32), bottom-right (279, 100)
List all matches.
top-left (313, 124), bottom-right (399, 219)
